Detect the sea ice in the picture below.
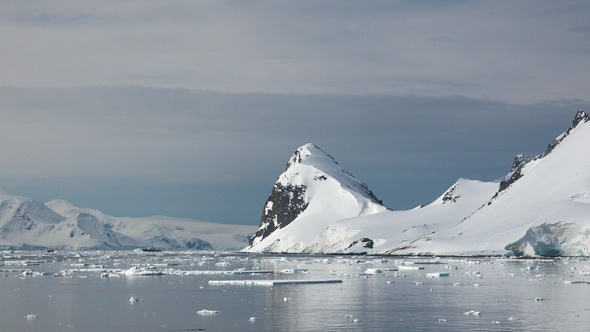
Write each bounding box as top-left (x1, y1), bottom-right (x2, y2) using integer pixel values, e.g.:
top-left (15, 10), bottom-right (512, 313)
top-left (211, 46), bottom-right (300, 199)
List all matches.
top-left (279, 268), bottom-right (308, 274)
top-left (426, 272), bottom-right (449, 278)
top-left (464, 310), bottom-right (481, 316)
top-left (197, 309), bottom-right (220, 316)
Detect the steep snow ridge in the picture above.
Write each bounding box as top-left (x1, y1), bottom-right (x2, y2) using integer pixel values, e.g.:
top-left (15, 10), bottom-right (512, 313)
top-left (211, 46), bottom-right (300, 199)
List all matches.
top-left (247, 143), bottom-right (387, 252)
top-left (405, 111), bottom-right (590, 255)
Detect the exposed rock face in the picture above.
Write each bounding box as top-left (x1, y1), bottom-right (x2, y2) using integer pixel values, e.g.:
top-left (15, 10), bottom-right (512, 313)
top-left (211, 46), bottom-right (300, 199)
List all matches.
top-left (249, 182), bottom-right (309, 245)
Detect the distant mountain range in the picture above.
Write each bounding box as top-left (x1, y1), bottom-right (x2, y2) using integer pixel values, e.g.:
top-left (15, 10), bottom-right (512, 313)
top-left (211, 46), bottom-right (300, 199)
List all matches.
top-left (247, 110), bottom-right (590, 257)
top-left (0, 190), bottom-right (255, 250)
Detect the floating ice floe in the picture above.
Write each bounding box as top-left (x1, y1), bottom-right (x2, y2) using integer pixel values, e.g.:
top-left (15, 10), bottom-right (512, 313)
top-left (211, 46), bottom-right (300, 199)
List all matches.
top-left (172, 269), bottom-right (274, 276)
top-left (464, 310), bottom-right (481, 316)
top-left (208, 279), bottom-right (343, 286)
top-left (197, 309), bottom-right (220, 316)
top-left (397, 265), bottom-right (424, 271)
top-left (363, 267), bottom-right (398, 275)
top-left (279, 268), bottom-right (308, 274)
top-left (123, 266), bottom-right (166, 276)
top-left (426, 272), bottom-right (449, 278)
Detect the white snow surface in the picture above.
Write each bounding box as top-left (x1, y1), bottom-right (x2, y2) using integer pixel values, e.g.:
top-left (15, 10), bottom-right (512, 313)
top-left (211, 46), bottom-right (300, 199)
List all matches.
top-left (247, 115), bottom-right (590, 256)
top-left (0, 194), bottom-right (255, 250)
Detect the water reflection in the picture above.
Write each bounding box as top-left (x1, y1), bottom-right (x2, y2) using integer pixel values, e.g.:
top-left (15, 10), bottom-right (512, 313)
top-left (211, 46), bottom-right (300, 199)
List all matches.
top-left (1, 252), bottom-right (590, 331)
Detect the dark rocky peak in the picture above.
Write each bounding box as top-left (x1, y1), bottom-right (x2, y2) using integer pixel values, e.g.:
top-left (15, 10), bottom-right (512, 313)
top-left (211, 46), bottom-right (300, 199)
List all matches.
top-left (510, 154), bottom-right (538, 172)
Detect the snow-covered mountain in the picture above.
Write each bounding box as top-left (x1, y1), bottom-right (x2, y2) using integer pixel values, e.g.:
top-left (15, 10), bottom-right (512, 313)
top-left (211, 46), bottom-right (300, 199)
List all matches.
top-left (0, 193), bottom-right (256, 250)
top-left (247, 143), bottom-right (388, 252)
top-left (247, 111), bottom-right (590, 257)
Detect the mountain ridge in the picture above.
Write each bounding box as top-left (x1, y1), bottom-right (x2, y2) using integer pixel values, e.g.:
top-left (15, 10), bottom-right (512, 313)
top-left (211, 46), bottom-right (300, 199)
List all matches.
top-left (0, 194), bottom-right (255, 250)
top-left (247, 110), bottom-right (590, 257)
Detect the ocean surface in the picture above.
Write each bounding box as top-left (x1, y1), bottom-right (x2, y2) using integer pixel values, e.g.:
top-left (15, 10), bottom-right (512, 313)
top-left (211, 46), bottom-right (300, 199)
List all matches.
top-left (1, 251), bottom-right (590, 331)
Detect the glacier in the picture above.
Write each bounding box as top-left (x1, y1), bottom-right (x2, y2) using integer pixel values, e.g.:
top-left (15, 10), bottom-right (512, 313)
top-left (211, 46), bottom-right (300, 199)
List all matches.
top-left (0, 193), bottom-right (256, 251)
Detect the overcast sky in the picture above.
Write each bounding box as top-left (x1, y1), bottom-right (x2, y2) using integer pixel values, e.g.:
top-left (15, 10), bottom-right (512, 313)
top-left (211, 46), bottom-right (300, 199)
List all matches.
top-left (1, 1), bottom-right (589, 225)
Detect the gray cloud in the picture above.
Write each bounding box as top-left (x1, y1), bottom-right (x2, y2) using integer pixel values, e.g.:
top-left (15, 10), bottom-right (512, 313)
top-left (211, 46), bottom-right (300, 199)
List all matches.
top-left (1, 1), bottom-right (589, 102)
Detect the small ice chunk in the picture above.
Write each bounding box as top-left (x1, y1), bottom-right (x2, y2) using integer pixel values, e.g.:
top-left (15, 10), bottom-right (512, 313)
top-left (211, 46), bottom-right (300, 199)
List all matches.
top-left (464, 310), bottom-right (481, 316)
top-left (25, 314), bottom-right (37, 320)
top-left (345, 314), bottom-right (360, 323)
top-left (426, 272), bottom-right (449, 278)
top-left (197, 309), bottom-right (220, 316)
top-left (280, 268), bottom-right (308, 274)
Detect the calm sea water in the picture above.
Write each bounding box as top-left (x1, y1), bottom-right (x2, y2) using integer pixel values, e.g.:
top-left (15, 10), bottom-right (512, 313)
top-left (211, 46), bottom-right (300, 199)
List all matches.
top-left (1, 251), bottom-right (590, 331)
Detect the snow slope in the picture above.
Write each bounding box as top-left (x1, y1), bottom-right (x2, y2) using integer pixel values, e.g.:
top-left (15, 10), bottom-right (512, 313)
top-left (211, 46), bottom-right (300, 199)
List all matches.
top-left (0, 194), bottom-right (255, 250)
top-left (247, 111), bottom-right (590, 256)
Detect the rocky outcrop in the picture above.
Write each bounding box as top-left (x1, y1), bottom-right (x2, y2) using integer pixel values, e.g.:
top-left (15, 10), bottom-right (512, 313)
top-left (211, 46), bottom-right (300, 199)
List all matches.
top-left (249, 182), bottom-right (308, 246)
top-left (498, 110), bottom-right (588, 193)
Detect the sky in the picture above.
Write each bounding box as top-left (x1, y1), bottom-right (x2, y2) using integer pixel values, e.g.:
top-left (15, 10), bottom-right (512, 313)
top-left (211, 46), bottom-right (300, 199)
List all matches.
top-left (1, 1), bottom-right (589, 225)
